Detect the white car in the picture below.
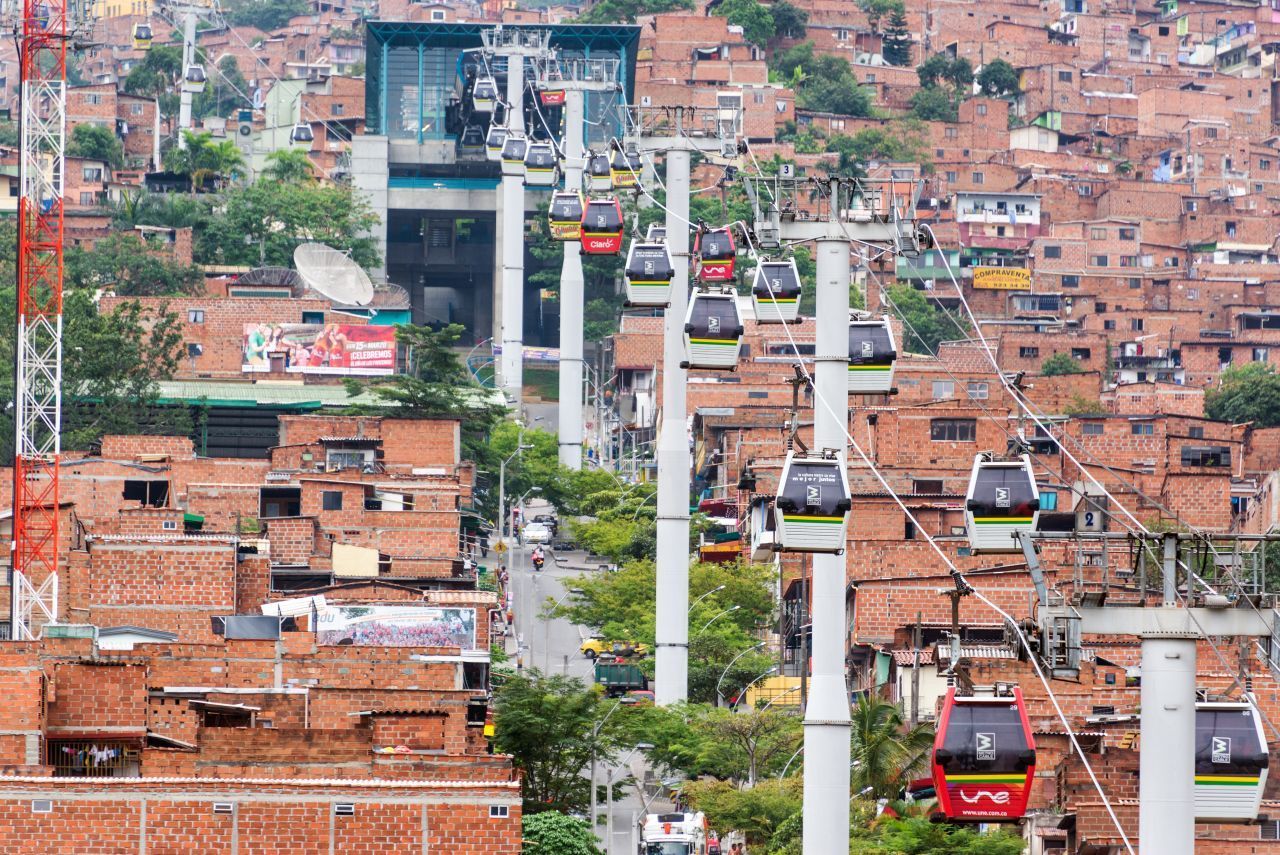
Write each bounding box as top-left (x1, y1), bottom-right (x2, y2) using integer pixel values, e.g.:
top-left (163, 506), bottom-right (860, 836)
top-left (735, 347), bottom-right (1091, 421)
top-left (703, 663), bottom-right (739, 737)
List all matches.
top-left (522, 522), bottom-right (551, 544)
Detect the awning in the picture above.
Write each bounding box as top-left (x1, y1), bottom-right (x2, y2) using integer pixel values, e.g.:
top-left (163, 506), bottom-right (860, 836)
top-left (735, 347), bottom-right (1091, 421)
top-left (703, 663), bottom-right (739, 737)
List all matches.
top-left (183, 512), bottom-right (204, 525)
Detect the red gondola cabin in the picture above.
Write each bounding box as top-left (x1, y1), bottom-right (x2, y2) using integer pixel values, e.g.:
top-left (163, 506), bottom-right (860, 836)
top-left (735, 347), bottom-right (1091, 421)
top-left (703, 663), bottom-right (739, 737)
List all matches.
top-left (580, 197), bottom-right (624, 255)
top-left (931, 687), bottom-right (1036, 822)
top-left (695, 228), bottom-right (736, 283)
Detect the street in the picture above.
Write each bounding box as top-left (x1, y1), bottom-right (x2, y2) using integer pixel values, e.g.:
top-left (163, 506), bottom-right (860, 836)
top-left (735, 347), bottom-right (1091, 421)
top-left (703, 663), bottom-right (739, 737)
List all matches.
top-left (506, 498), bottom-right (670, 854)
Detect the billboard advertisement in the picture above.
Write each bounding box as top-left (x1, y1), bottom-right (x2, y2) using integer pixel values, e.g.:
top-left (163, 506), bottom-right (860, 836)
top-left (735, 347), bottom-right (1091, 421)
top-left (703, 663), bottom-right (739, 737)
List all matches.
top-left (243, 323), bottom-right (396, 375)
top-left (316, 605), bottom-right (477, 648)
top-left (972, 267), bottom-right (1032, 290)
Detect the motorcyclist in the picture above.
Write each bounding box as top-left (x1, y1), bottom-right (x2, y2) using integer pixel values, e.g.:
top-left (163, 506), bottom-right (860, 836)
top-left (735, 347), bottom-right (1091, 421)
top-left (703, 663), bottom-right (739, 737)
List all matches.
top-left (531, 545), bottom-right (545, 571)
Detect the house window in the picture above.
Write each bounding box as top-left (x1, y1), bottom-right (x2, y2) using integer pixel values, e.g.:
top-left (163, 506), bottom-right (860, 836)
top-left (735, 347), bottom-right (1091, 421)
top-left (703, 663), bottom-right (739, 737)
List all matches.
top-left (1043, 245), bottom-right (1062, 259)
top-left (967, 381), bottom-right (989, 400)
top-left (945, 126), bottom-right (957, 138)
top-left (930, 419), bottom-right (976, 442)
top-left (430, 8), bottom-right (446, 19)
top-left (302, 311), bottom-right (324, 324)
top-left (1104, 319), bottom-right (1117, 330)
top-left (78, 192), bottom-right (95, 206)
top-left (1261, 158), bottom-right (1272, 170)
top-left (321, 491), bottom-right (343, 511)
top-left (332, 104), bottom-right (345, 116)
top-left (1071, 348), bottom-right (1091, 359)
top-left (1061, 275), bottom-right (1079, 288)
top-left (972, 171), bottom-right (984, 185)
top-left (1219, 347), bottom-right (1233, 366)
top-left (326, 449), bottom-right (373, 470)
top-left (187, 309), bottom-right (204, 323)
top-left (130, 103), bottom-right (144, 115)
top-left (1225, 221), bottom-right (1237, 238)
top-left (1019, 346), bottom-right (1040, 358)
top-left (1131, 318), bottom-right (1144, 331)
top-left (1131, 422), bottom-right (1154, 436)
top-left (83, 167), bottom-right (102, 181)
top-left (1090, 227), bottom-right (1107, 240)
top-left (932, 380), bottom-right (954, 399)
top-left (1186, 288), bottom-right (1198, 300)
top-left (490, 805), bottom-right (510, 819)
top-left (1180, 446), bottom-right (1229, 467)
top-left (945, 171), bottom-right (957, 182)
top-left (1058, 70), bottom-right (1073, 81)
top-left (1082, 422), bottom-right (1104, 435)
top-left (976, 103), bottom-right (987, 116)
top-left (1090, 255), bottom-right (1108, 267)
top-left (1254, 347), bottom-right (1269, 362)
top-left (1189, 426), bottom-right (1204, 439)
top-left (913, 479), bottom-right (944, 494)
top-left (186, 343), bottom-right (203, 358)
top-left (83, 93), bottom-right (100, 105)
top-left (1119, 227), bottom-right (1135, 239)
top-left (836, 28), bottom-right (850, 40)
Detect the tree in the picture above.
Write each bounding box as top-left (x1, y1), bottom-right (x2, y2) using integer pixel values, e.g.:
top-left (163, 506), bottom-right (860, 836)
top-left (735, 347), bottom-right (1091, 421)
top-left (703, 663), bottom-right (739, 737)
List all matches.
top-left (881, 9), bottom-right (912, 66)
top-left (850, 696), bottom-right (934, 801)
top-left (859, 817), bottom-right (1026, 854)
top-left (917, 54), bottom-right (972, 90)
top-left (691, 707), bottom-right (802, 786)
top-left (715, 0), bottom-right (775, 48)
top-left (1205, 362), bottom-right (1280, 426)
top-left (825, 123), bottom-right (930, 168)
top-left (682, 778), bottom-right (800, 848)
top-left (977, 59), bottom-right (1020, 98)
top-left (909, 85), bottom-right (959, 122)
top-left (885, 283), bottom-right (966, 353)
top-left (1063, 394), bottom-right (1107, 416)
top-left (522, 811), bottom-right (602, 855)
top-left (193, 55), bottom-right (251, 121)
top-left (262, 147), bottom-right (316, 183)
top-left (163, 130), bottom-right (245, 193)
top-left (1040, 352), bottom-right (1083, 376)
top-left (856, 0), bottom-right (903, 32)
top-left (771, 0), bottom-right (808, 38)
top-left (65, 232), bottom-right (205, 297)
top-left (122, 46), bottom-right (182, 133)
top-left (492, 672), bottom-right (627, 814)
top-left (68, 123), bottom-right (124, 168)
top-left (576, 0), bottom-right (692, 23)
top-left (768, 44), bottom-right (872, 118)
top-left (223, 0), bottom-right (309, 31)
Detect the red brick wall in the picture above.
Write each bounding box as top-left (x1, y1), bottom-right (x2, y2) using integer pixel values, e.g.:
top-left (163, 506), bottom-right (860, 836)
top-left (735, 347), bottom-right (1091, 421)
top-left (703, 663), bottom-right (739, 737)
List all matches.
top-left (47, 663), bottom-right (146, 733)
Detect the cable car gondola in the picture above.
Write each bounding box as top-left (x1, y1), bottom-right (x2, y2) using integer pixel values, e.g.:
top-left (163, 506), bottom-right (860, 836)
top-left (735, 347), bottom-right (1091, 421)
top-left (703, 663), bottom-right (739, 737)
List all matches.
top-left (485, 125), bottom-right (508, 162)
top-left (751, 259), bottom-right (802, 323)
top-left (458, 124), bottom-right (485, 156)
top-left (647, 224), bottom-right (666, 242)
top-left (964, 455), bottom-right (1039, 553)
top-left (523, 141), bottom-right (560, 188)
top-left (472, 76), bottom-right (498, 114)
top-left (1195, 700), bottom-right (1269, 822)
top-left (500, 134), bottom-right (528, 178)
top-left (580, 197), bottom-right (624, 255)
top-left (585, 152), bottom-right (613, 194)
top-left (611, 147), bottom-right (642, 189)
top-left (748, 496), bottom-right (779, 562)
top-left (932, 687), bottom-right (1036, 822)
top-left (182, 65), bottom-right (207, 94)
top-left (683, 289), bottom-right (743, 370)
top-left (290, 123), bottom-right (314, 146)
top-left (774, 451), bottom-right (851, 553)
top-left (624, 241), bottom-right (675, 307)
top-left (548, 191), bottom-right (584, 240)
top-left (848, 316), bottom-right (897, 394)
top-left (132, 22), bottom-right (152, 50)
top-left (695, 228), bottom-right (736, 284)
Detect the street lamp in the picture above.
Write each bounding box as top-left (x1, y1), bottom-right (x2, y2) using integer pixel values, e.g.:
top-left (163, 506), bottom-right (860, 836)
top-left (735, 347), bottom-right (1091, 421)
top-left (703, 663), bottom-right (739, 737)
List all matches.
top-left (779, 745), bottom-right (803, 779)
top-left (690, 584), bottom-right (727, 613)
top-left (732, 664), bottom-right (778, 708)
top-left (544, 587), bottom-right (584, 671)
top-left (715, 640), bottom-right (765, 705)
top-left (589, 697), bottom-right (638, 846)
top-left (694, 604), bottom-right (741, 638)
top-left (498, 442), bottom-right (533, 549)
top-left (606, 743), bottom-right (655, 854)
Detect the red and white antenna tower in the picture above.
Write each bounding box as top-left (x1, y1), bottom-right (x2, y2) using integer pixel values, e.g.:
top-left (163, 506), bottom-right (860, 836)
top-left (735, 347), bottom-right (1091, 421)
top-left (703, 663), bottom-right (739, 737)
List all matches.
top-left (9, 0), bottom-right (81, 639)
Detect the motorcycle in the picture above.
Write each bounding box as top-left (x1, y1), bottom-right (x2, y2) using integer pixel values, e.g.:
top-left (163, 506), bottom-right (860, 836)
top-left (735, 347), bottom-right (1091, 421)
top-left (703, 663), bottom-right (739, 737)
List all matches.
top-left (532, 554), bottom-right (545, 572)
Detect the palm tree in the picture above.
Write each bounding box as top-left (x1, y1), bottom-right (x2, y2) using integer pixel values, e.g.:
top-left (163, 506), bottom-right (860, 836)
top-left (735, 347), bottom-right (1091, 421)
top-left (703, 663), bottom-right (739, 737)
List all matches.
top-left (850, 695), bottom-right (934, 801)
top-left (163, 131), bottom-right (245, 194)
top-left (262, 147), bottom-right (316, 183)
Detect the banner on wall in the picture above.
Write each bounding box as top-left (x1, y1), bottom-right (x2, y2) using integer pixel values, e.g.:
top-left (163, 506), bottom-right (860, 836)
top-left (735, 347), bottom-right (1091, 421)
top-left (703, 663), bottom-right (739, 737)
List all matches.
top-left (972, 267), bottom-right (1032, 290)
top-left (242, 323), bottom-right (396, 375)
top-left (316, 605), bottom-right (477, 648)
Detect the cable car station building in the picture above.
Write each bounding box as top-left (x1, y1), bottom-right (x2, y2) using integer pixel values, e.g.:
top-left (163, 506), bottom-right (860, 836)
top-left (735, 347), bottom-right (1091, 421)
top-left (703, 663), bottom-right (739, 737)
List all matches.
top-left (353, 22), bottom-right (639, 344)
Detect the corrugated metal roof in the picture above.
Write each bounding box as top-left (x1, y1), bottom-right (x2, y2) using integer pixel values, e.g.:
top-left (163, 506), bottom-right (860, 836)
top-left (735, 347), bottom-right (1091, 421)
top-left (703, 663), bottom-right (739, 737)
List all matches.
top-left (936, 644), bottom-right (1018, 661)
top-left (154, 380), bottom-right (386, 407)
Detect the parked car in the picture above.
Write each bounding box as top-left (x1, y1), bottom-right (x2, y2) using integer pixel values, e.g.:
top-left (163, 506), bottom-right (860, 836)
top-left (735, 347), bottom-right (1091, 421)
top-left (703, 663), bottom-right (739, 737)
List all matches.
top-left (522, 522), bottom-right (551, 544)
top-left (580, 638), bottom-right (649, 659)
top-left (532, 513), bottom-right (559, 536)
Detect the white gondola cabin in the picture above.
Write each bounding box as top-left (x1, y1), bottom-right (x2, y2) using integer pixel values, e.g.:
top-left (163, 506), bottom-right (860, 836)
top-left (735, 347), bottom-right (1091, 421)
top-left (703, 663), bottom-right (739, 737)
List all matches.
top-left (1195, 700), bottom-right (1269, 822)
top-left (472, 76), bottom-right (498, 114)
top-left (751, 259), bottom-right (802, 323)
top-left (683, 290), bottom-right (743, 370)
top-left (132, 22), bottom-right (152, 50)
top-left (585, 153), bottom-right (612, 193)
top-left (610, 148), bottom-right (642, 189)
top-left (290, 123), bottom-right (314, 146)
top-left (748, 496), bottom-right (779, 562)
top-left (774, 452), bottom-right (851, 553)
top-left (848, 317), bottom-right (897, 394)
top-left (964, 455), bottom-right (1039, 552)
top-left (458, 124), bottom-right (485, 155)
top-left (624, 242), bottom-right (675, 306)
top-left (485, 125), bottom-right (508, 162)
top-left (647, 224), bottom-right (666, 242)
top-left (523, 141), bottom-right (559, 187)
top-left (183, 65), bottom-right (207, 94)
top-left (548, 191), bottom-right (584, 240)
top-left (500, 134), bottom-right (528, 178)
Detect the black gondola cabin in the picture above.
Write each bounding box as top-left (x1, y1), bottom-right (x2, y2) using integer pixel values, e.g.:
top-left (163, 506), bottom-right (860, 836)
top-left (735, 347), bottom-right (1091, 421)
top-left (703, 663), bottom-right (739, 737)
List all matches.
top-left (625, 242), bottom-right (675, 306)
top-left (751, 260), bottom-right (802, 323)
top-left (580, 197), bottom-right (624, 255)
top-left (683, 290), bottom-right (743, 370)
top-left (774, 453), bottom-right (851, 553)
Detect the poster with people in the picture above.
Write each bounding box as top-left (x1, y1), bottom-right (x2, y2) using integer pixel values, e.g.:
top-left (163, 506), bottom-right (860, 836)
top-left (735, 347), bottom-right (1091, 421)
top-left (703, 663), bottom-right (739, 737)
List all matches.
top-left (242, 323), bottom-right (397, 375)
top-left (316, 605), bottom-right (477, 649)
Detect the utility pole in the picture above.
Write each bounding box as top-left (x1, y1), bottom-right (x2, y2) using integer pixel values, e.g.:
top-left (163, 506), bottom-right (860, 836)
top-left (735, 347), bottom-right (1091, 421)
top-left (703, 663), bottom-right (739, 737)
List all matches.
top-left (631, 106), bottom-right (740, 705)
top-left (744, 172), bottom-right (922, 855)
top-left (910, 611), bottom-right (921, 727)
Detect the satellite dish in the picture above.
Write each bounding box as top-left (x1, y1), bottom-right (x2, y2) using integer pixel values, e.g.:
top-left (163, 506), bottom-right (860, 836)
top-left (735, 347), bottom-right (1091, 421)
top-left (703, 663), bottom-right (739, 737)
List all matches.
top-left (293, 243), bottom-right (374, 306)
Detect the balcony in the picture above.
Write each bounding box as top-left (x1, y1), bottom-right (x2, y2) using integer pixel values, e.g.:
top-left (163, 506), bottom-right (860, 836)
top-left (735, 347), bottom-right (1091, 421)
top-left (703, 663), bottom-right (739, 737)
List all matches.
top-left (957, 207), bottom-right (1040, 225)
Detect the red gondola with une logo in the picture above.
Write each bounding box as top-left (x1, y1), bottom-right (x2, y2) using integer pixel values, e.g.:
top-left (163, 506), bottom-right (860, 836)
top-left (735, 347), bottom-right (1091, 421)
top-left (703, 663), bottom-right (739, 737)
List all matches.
top-left (695, 227), bottom-right (736, 283)
top-left (931, 687), bottom-right (1036, 822)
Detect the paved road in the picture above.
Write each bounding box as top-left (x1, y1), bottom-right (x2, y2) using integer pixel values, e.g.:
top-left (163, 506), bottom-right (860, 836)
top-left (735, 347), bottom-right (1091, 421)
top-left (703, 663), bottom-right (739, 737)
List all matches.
top-left (506, 499), bottom-right (670, 854)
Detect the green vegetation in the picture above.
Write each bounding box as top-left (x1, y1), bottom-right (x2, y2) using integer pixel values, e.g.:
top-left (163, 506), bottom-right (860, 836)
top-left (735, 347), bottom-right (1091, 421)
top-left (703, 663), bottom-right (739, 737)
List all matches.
top-left (1063, 394), bottom-right (1107, 416)
top-left (261, 148), bottom-right (316, 183)
top-left (912, 55), bottom-right (973, 122)
top-left (850, 695), bottom-right (933, 800)
top-left (976, 59), bottom-right (1020, 98)
top-left (66, 232), bottom-right (205, 297)
top-left (122, 46), bottom-right (182, 134)
top-left (857, 0), bottom-right (904, 32)
top-left (715, 0), bottom-right (776, 47)
top-left (521, 811), bottom-right (603, 855)
top-left (223, 0), bottom-right (310, 32)
top-left (162, 130), bottom-right (246, 193)
top-left (909, 85), bottom-right (960, 122)
top-left (1205, 361), bottom-right (1280, 426)
top-left (770, 42), bottom-right (872, 117)
top-left (771, 0), bottom-right (809, 38)
top-left (68, 123), bottom-right (124, 168)
top-left (193, 56), bottom-right (251, 121)
top-left (1040, 352), bottom-right (1084, 376)
top-left (917, 54), bottom-right (973, 90)
top-left (575, 0), bottom-right (692, 23)
top-left (884, 283), bottom-right (968, 354)
top-left (881, 8), bottom-right (912, 66)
